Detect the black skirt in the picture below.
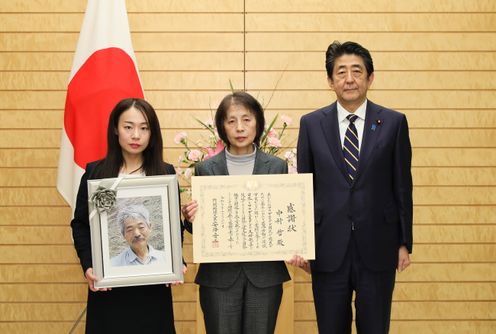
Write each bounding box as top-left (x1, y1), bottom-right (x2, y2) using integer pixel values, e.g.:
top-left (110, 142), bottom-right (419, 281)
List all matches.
top-left (85, 283), bottom-right (175, 334)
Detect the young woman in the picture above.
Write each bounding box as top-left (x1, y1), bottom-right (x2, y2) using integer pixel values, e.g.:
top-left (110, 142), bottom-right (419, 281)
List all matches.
top-left (71, 98), bottom-right (181, 333)
top-left (182, 91), bottom-right (292, 334)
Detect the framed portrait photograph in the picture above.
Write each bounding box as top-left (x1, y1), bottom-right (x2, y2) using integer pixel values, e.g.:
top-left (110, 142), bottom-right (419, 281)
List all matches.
top-left (87, 175), bottom-right (183, 288)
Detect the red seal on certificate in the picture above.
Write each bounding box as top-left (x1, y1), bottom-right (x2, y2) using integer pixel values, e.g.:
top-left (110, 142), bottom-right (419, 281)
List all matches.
top-left (212, 240), bottom-right (220, 248)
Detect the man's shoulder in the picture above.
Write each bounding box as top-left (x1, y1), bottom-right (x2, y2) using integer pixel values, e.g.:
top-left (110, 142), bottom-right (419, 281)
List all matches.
top-left (110, 248), bottom-right (129, 266)
top-left (150, 247), bottom-right (167, 256)
top-left (149, 246), bottom-right (168, 261)
top-left (368, 100), bottom-right (405, 120)
top-left (301, 103), bottom-right (336, 122)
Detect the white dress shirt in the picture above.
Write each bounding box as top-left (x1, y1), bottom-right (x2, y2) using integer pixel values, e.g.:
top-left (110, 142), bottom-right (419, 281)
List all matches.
top-left (337, 100), bottom-right (367, 153)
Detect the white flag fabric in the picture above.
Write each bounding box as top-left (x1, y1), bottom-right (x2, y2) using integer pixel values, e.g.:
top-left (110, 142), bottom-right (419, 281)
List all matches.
top-left (57, 0), bottom-right (143, 209)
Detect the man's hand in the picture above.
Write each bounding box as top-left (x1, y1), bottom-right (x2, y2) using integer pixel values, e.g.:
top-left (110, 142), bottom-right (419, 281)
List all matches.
top-left (287, 255), bottom-right (311, 274)
top-left (397, 246), bottom-right (411, 272)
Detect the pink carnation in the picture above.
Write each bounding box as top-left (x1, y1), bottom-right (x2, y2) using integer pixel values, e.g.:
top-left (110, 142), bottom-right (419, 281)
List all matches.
top-left (284, 149), bottom-right (297, 173)
top-left (174, 131), bottom-right (187, 144)
top-left (184, 168), bottom-right (193, 179)
top-left (267, 128), bottom-right (278, 138)
top-left (267, 136), bottom-right (282, 148)
top-left (187, 149), bottom-right (202, 162)
top-left (280, 115), bottom-right (292, 126)
top-left (205, 140), bottom-right (225, 160)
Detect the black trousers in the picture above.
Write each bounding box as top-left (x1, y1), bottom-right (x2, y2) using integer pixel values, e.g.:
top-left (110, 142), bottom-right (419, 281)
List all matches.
top-left (312, 236), bottom-right (396, 334)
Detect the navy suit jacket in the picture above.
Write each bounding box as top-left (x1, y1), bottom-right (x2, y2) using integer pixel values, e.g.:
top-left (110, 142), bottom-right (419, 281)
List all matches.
top-left (193, 149), bottom-right (291, 288)
top-left (297, 100), bottom-right (413, 272)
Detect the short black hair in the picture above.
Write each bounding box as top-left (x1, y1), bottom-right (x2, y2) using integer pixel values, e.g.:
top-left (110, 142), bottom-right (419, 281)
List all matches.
top-left (215, 91), bottom-right (265, 147)
top-left (325, 41), bottom-right (374, 79)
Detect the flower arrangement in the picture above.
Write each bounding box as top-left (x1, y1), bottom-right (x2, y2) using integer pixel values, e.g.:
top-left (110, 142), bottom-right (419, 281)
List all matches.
top-left (174, 113), bottom-right (297, 191)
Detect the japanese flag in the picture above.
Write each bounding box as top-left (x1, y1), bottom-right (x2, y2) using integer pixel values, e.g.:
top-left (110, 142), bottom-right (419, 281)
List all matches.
top-left (57, 0), bottom-right (143, 209)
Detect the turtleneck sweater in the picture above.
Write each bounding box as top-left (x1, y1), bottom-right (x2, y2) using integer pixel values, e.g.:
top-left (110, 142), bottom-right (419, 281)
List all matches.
top-left (225, 145), bottom-right (256, 175)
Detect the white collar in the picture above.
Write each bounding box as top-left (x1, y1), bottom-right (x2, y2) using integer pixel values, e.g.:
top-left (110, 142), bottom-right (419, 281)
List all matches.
top-left (337, 99), bottom-right (367, 123)
top-left (126, 244), bottom-right (159, 264)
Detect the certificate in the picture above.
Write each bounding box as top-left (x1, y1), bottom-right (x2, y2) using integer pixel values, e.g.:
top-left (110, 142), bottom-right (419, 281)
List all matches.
top-left (192, 173), bottom-right (315, 263)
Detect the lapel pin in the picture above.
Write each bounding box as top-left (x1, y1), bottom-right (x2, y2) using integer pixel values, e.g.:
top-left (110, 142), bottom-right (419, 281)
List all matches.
top-left (371, 119), bottom-right (381, 131)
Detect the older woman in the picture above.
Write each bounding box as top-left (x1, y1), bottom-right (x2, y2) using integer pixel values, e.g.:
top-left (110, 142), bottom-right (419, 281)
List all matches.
top-left (182, 91), bottom-right (291, 334)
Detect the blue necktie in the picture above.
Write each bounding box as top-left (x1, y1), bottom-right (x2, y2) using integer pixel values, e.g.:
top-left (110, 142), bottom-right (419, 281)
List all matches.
top-left (343, 114), bottom-right (359, 181)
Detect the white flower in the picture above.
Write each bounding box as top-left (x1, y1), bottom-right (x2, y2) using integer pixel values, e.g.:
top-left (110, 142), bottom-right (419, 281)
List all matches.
top-left (284, 149), bottom-right (297, 171)
top-left (205, 119), bottom-right (214, 128)
top-left (280, 115), bottom-right (292, 126)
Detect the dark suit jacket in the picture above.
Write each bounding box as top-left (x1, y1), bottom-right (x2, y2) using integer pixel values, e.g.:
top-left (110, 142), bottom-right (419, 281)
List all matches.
top-left (297, 100), bottom-right (413, 272)
top-left (193, 149), bottom-right (291, 288)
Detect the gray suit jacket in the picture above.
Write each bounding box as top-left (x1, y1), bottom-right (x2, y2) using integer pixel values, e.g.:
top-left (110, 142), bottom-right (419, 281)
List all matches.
top-left (193, 149), bottom-right (291, 288)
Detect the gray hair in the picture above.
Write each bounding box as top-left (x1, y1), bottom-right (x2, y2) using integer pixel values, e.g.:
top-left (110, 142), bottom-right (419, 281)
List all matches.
top-left (117, 204), bottom-right (151, 235)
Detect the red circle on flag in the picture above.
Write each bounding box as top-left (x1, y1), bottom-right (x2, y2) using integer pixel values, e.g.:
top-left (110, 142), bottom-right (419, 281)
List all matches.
top-left (64, 47), bottom-right (144, 168)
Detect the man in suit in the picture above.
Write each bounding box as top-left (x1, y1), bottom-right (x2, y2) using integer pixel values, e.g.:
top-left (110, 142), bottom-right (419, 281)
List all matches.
top-left (296, 41), bottom-right (413, 333)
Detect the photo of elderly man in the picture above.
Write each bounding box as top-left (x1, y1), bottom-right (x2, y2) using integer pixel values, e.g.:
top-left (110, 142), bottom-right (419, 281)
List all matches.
top-left (110, 202), bottom-right (167, 267)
